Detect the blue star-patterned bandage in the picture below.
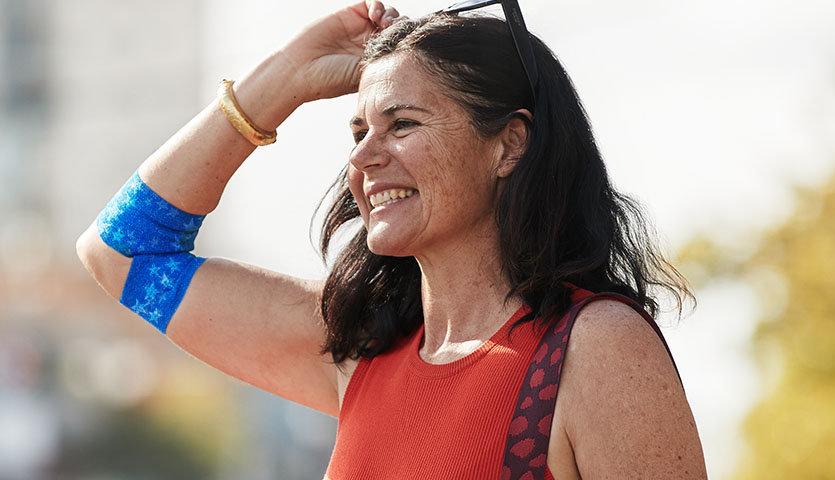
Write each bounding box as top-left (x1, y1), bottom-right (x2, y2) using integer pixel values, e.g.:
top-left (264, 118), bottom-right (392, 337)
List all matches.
top-left (97, 172), bottom-right (205, 257)
top-left (97, 171), bottom-right (207, 333)
top-left (120, 252), bottom-right (206, 333)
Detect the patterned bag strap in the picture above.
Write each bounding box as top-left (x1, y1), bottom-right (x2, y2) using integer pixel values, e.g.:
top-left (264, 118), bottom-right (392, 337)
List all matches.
top-left (500, 292), bottom-right (681, 480)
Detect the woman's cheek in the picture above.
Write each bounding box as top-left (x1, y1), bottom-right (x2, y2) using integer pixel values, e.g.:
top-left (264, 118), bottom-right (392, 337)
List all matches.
top-left (346, 166), bottom-right (370, 223)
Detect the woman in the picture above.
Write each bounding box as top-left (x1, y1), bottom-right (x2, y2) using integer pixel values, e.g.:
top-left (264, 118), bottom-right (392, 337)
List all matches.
top-left (76, 1), bottom-right (708, 478)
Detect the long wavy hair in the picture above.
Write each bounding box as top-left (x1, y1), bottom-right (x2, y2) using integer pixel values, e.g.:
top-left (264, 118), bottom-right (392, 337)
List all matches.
top-left (318, 14), bottom-right (692, 363)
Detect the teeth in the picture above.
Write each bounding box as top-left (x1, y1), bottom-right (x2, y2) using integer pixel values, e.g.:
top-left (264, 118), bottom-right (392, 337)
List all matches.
top-left (369, 188), bottom-right (418, 208)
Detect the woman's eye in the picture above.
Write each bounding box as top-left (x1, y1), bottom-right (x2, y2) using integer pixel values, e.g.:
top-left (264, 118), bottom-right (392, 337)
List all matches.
top-left (353, 130), bottom-right (368, 143)
top-left (393, 119), bottom-right (419, 130)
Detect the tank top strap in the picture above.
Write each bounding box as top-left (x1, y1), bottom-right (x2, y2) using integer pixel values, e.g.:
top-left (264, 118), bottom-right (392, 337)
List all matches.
top-left (500, 290), bottom-right (681, 480)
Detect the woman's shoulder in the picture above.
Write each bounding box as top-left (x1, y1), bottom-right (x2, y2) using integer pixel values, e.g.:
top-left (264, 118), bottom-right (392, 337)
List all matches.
top-left (571, 297), bottom-right (660, 346)
top-left (565, 297), bottom-right (676, 383)
top-left (551, 298), bottom-right (703, 477)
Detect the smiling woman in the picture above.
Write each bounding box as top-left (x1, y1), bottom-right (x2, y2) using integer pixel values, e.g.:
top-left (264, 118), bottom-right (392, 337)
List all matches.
top-left (348, 54), bottom-right (508, 255)
top-left (75, 1), bottom-right (707, 479)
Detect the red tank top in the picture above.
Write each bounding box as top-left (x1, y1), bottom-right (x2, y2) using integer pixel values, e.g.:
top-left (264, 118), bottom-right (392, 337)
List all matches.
top-left (325, 286), bottom-right (675, 479)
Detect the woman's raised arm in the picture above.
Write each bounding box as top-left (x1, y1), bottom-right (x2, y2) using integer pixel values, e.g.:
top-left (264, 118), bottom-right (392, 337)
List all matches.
top-left (75, 1), bottom-right (400, 417)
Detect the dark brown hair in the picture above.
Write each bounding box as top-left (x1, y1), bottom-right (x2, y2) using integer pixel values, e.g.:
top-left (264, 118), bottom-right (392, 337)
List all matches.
top-left (318, 14), bottom-right (692, 363)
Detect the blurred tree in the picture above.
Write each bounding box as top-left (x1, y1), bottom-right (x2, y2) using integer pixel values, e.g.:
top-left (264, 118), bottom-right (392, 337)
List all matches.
top-left (678, 177), bottom-right (835, 479)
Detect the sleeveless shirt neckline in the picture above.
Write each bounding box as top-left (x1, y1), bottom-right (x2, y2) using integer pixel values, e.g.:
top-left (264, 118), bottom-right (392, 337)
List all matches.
top-left (407, 304), bottom-right (531, 378)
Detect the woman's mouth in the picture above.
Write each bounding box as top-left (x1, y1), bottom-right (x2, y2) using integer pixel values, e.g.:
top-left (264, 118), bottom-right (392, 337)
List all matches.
top-left (368, 188), bottom-right (418, 208)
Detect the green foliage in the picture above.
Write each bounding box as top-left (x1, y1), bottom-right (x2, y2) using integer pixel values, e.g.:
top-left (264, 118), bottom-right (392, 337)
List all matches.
top-left (678, 179), bottom-right (835, 479)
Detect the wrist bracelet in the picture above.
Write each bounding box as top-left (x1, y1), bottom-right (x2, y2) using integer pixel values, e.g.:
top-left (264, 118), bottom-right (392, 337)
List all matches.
top-left (217, 79), bottom-right (277, 146)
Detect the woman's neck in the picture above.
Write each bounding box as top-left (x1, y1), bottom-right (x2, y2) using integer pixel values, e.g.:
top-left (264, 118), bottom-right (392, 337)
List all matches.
top-left (415, 234), bottom-right (521, 364)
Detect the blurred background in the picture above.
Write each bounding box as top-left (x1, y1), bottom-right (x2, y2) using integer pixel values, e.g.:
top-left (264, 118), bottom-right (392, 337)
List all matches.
top-left (1, 0), bottom-right (833, 478)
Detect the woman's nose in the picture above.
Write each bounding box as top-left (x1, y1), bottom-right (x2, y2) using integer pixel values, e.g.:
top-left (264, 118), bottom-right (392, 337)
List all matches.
top-left (349, 132), bottom-right (391, 172)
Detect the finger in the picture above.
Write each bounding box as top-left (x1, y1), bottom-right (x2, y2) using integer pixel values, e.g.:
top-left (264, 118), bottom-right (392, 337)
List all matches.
top-left (365, 0), bottom-right (386, 25)
top-left (380, 6), bottom-right (400, 28)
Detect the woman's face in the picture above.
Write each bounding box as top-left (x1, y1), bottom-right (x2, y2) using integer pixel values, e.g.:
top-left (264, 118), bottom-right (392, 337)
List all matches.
top-left (348, 54), bottom-right (505, 259)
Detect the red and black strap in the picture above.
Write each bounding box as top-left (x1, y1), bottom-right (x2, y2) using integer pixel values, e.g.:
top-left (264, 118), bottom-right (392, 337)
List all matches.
top-left (500, 292), bottom-right (681, 480)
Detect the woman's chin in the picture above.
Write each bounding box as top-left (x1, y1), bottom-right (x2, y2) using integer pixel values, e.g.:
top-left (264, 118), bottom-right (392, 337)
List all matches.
top-left (366, 231), bottom-right (416, 257)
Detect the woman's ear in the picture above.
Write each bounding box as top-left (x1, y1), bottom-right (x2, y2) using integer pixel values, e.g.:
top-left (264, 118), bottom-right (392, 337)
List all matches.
top-left (496, 109), bottom-right (532, 178)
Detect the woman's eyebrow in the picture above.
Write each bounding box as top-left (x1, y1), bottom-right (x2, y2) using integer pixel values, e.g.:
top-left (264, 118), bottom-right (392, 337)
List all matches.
top-left (349, 104), bottom-right (431, 127)
top-left (381, 104), bottom-right (431, 116)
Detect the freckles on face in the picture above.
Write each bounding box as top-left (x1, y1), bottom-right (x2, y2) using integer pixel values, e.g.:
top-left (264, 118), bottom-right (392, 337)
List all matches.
top-left (346, 54), bottom-right (503, 257)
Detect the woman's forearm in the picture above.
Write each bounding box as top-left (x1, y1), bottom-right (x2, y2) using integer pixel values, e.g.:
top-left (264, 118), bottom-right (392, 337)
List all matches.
top-left (137, 50), bottom-right (305, 215)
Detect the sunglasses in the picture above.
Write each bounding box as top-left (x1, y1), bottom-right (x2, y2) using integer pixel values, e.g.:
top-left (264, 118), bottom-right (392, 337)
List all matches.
top-left (438, 0), bottom-right (539, 98)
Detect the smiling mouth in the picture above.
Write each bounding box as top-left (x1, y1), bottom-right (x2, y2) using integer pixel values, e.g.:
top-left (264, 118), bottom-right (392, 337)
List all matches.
top-left (369, 188), bottom-right (418, 208)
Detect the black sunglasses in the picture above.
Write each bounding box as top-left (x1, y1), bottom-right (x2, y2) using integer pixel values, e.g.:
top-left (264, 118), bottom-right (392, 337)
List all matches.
top-left (438, 0), bottom-right (539, 98)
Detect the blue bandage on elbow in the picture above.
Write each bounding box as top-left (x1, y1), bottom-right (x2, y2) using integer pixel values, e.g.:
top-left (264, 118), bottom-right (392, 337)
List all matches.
top-left (96, 171), bottom-right (208, 333)
top-left (97, 172), bottom-right (206, 257)
top-left (120, 253), bottom-right (207, 333)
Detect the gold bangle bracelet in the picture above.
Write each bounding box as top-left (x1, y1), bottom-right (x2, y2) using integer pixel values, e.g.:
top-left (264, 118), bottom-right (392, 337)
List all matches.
top-left (217, 79), bottom-right (277, 146)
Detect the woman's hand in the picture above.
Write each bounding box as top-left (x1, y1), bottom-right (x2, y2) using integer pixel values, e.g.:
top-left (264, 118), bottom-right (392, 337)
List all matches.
top-left (281, 1), bottom-right (402, 103)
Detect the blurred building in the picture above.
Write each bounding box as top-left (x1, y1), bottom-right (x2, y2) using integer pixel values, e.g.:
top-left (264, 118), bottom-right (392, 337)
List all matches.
top-left (0, 1), bottom-right (336, 479)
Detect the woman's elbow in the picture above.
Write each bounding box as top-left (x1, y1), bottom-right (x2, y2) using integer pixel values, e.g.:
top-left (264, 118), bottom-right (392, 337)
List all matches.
top-left (76, 222), bottom-right (130, 300)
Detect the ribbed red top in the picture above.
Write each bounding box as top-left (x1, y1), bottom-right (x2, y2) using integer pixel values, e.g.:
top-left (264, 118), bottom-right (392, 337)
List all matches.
top-left (324, 289), bottom-right (594, 479)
